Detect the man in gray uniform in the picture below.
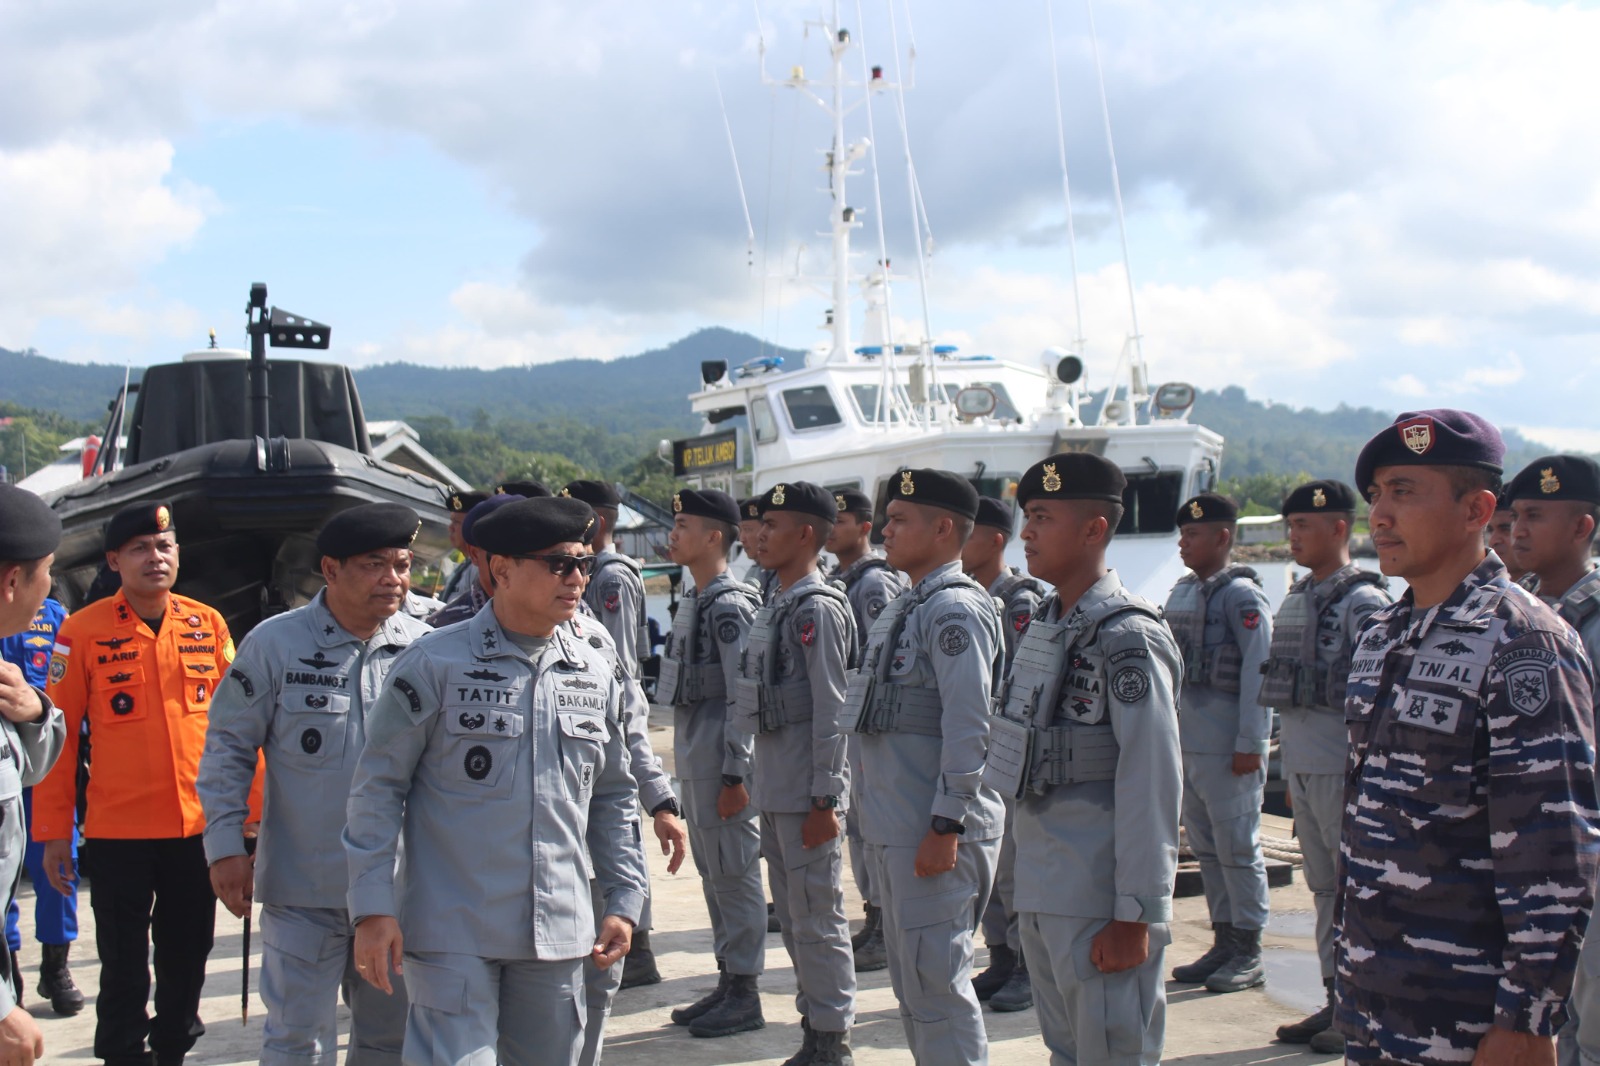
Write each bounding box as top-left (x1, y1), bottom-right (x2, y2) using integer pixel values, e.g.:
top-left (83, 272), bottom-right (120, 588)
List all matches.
top-left (656, 489), bottom-right (767, 1039)
top-left (827, 487), bottom-right (906, 974)
top-left (427, 494), bottom-right (514, 629)
top-left (439, 489), bottom-right (488, 604)
top-left (741, 498), bottom-right (781, 606)
top-left (565, 481), bottom-right (648, 678)
top-left (1505, 455), bottom-right (1600, 1066)
top-left (734, 481), bottom-right (858, 1066)
top-left (0, 485), bottom-right (68, 1065)
top-left (962, 494), bottom-right (1045, 1011)
top-left (346, 497), bottom-right (648, 1066)
top-left (847, 468), bottom-right (1004, 1065)
top-left (200, 503), bottom-right (431, 1065)
top-left (984, 453), bottom-right (1183, 1066)
top-left (1165, 492), bottom-right (1274, 993)
top-left (1258, 481), bottom-right (1390, 1052)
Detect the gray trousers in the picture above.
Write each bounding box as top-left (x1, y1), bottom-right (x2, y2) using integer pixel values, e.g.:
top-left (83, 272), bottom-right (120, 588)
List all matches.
top-left (845, 736), bottom-right (875, 906)
top-left (979, 796), bottom-right (1020, 952)
top-left (1559, 933), bottom-right (1600, 1066)
top-left (579, 883), bottom-right (621, 1066)
top-left (403, 951), bottom-right (585, 1066)
top-left (868, 838), bottom-right (999, 1066)
top-left (1287, 771), bottom-right (1342, 979)
top-left (761, 810), bottom-right (856, 1032)
top-left (681, 775), bottom-right (766, 976)
top-left (258, 904), bottom-right (407, 1066)
top-left (1180, 754), bottom-right (1269, 931)
top-left (1021, 912), bottom-right (1170, 1066)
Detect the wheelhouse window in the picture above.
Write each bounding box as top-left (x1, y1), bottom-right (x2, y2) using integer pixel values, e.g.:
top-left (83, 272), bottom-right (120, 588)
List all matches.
top-left (750, 396), bottom-right (779, 444)
top-left (941, 382), bottom-right (1020, 421)
top-left (782, 386), bottom-right (843, 431)
top-left (849, 384), bottom-right (906, 424)
top-left (1118, 471), bottom-right (1183, 535)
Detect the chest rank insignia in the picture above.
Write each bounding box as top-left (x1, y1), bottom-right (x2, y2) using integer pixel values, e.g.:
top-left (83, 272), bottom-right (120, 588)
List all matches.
top-left (1312, 487), bottom-right (1327, 508)
top-left (1189, 499), bottom-right (1204, 520)
top-left (1042, 463), bottom-right (1062, 493)
top-left (900, 470), bottom-right (915, 495)
top-left (1541, 467), bottom-right (1561, 494)
top-left (673, 494), bottom-right (683, 512)
top-left (772, 484), bottom-right (787, 505)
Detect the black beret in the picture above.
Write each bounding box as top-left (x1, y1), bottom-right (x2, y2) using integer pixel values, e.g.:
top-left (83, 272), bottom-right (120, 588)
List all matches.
top-left (105, 500), bottom-right (176, 552)
top-left (317, 503), bottom-right (420, 558)
top-left (561, 480), bottom-right (621, 509)
top-left (0, 485), bottom-right (62, 562)
top-left (462, 494), bottom-right (519, 548)
top-left (739, 497), bottom-right (765, 521)
top-left (497, 480), bottom-right (551, 499)
top-left (1354, 409), bottom-right (1504, 498)
top-left (474, 497), bottom-right (597, 557)
top-left (832, 489), bottom-right (875, 519)
top-left (887, 468), bottom-right (979, 520)
top-left (1176, 493), bottom-right (1239, 526)
top-left (1495, 490), bottom-right (1515, 513)
top-left (974, 496), bottom-right (1015, 532)
top-left (447, 490), bottom-right (489, 514)
top-left (672, 489), bottom-right (740, 525)
top-left (1281, 480), bottom-right (1358, 516)
top-left (760, 481), bottom-right (836, 522)
top-left (1505, 455), bottom-right (1600, 506)
top-left (1017, 453), bottom-right (1127, 507)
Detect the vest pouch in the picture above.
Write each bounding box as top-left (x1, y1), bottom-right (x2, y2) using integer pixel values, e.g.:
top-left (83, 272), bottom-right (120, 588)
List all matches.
top-left (981, 713), bottom-right (1031, 799)
top-left (843, 669), bottom-right (877, 735)
top-left (656, 655), bottom-right (685, 707)
top-left (1210, 643), bottom-right (1243, 695)
top-left (730, 673), bottom-right (763, 734)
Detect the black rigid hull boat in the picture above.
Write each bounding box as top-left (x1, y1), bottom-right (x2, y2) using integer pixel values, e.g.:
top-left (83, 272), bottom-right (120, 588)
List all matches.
top-left (46, 284), bottom-right (452, 636)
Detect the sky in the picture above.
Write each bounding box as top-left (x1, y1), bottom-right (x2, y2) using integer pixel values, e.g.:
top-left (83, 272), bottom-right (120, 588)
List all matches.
top-left (2, 0), bottom-right (1598, 449)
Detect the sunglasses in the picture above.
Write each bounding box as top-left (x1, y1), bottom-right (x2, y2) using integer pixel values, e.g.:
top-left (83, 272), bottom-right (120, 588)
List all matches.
top-left (512, 553), bottom-right (598, 578)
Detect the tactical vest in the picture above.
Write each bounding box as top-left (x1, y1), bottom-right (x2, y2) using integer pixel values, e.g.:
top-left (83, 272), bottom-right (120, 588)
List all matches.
top-left (656, 580), bottom-right (760, 708)
top-left (1259, 568), bottom-right (1386, 712)
top-left (731, 583), bottom-right (857, 734)
top-left (1165, 565), bottom-right (1259, 694)
top-left (1560, 572), bottom-right (1600, 632)
top-left (836, 555), bottom-right (894, 593)
top-left (844, 572), bottom-right (1001, 738)
top-left (981, 590), bottom-right (1163, 798)
top-left (991, 570), bottom-right (1047, 611)
top-left (595, 553), bottom-right (652, 657)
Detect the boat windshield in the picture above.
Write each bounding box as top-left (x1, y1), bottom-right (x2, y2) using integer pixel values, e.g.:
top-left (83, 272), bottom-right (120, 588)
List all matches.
top-left (782, 386), bottom-right (843, 431)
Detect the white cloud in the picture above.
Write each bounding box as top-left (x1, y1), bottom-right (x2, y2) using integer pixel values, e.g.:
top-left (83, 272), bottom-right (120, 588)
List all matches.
top-left (1513, 426), bottom-right (1600, 455)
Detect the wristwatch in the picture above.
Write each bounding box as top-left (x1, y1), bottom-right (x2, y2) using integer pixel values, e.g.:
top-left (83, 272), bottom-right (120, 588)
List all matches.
top-left (930, 815), bottom-right (966, 836)
top-left (649, 798), bottom-right (681, 818)
top-left (721, 774), bottom-right (745, 788)
top-left (810, 795), bottom-right (839, 811)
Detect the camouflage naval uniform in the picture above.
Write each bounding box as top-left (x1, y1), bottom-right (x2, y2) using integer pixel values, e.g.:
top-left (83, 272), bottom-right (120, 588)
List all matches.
top-left (1337, 554), bottom-right (1600, 1064)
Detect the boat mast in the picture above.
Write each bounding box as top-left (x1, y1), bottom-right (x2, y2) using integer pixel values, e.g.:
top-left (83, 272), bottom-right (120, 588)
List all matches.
top-left (827, 4), bottom-right (853, 364)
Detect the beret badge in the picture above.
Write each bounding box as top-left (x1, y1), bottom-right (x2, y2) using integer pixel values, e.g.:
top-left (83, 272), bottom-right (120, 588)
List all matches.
top-left (1041, 463), bottom-right (1062, 494)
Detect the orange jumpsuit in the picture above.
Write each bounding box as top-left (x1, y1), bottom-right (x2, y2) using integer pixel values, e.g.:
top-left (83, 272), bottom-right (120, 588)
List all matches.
top-left (36, 590), bottom-right (239, 841)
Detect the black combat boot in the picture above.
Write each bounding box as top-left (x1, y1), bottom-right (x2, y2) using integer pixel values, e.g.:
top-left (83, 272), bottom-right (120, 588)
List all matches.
top-left (1308, 1026), bottom-right (1346, 1055)
top-left (38, 942), bottom-right (84, 1016)
top-left (1206, 926), bottom-right (1265, 992)
top-left (1275, 976), bottom-right (1334, 1043)
top-left (810, 1027), bottom-right (855, 1066)
top-left (852, 911), bottom-right (886, 973)
top-left (671, 959), bottom-right (728, 1025)
top-left (781, 1016), bottom-right (817, 1066)
top-left (688, 973), bottom-right (766, 1038)
top-left (1171, 921), bottom-right (1234, 983)
top-left (971, 942), bottom-right (1016, 1001)
top-left (850, 903), bottom-right (878, 951)
top-left (619, 929), bottom-right (662, 989)
top-left (989, 949), bottom-right (1033, 1012)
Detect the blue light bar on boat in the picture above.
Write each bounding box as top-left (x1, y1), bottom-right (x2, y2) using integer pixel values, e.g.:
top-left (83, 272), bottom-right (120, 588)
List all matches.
top-left (733, 356), bottom-right (785, 378)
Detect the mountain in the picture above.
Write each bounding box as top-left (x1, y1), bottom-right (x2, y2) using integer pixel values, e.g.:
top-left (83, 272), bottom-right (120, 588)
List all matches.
top-left (0, 347), bottom-right (140, 425)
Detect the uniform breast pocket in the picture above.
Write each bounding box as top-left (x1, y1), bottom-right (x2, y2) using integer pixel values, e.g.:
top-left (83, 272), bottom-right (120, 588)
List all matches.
top-left (273, 688), bottom-right (352, 766)
top-left (91, 663), bottom-right (148, 723)
top-left (557, 712), bottom-right (607, 803)
top-left (439, 707), bottom-right (523, 798)
top-left (1379, 684), bottom-right (1479, 813)
top-left (181, 658), bottom-right (222, 712)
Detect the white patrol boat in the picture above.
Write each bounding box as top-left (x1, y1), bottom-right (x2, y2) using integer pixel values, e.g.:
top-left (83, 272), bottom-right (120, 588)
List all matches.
top-left (670, 3), bottom-right (1223, 602)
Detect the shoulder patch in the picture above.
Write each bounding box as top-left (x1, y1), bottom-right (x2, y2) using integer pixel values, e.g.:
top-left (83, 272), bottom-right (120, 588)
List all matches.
top-left (1108, 647), bottom-right (1149, 663)
top-left (800, 619), bottom-right (817, 647)
top-left (1240, 609), bottom-right (1261, 630)
top-left (866, 595), bottom-right (887, 620)
top-left (938, 624), bottom-right (971, 656)
top-left (231, 670), bottom-right (255, 698)
top-left (603, 590), bottom-right (620, 613)
top-left (393, 676), bottom-right (425, 717)
top-left (1111, 665), bottom-right (1150, 702)
top-left (718, 618), bottom-right (741, 644)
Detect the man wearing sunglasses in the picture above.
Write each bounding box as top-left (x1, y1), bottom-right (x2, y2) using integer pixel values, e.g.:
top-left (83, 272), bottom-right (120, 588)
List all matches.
top-left (346, 496), bottom-right (648, 1066)
top-left (199, 502), bottom-right (431, 1066)
top-left (733, 481), bottom-right (858, 1066)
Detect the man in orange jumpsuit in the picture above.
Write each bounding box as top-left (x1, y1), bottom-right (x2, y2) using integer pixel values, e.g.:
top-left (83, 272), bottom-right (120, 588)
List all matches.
top-left (37, 501), bottom-right (236, 1066)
